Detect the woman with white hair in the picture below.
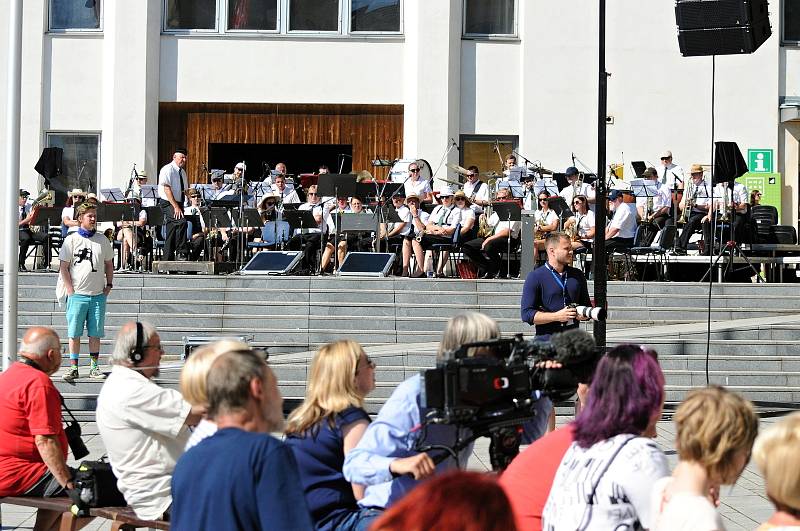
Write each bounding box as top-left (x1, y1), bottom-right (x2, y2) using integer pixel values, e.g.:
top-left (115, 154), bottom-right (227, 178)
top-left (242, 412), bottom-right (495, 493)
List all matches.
top-left (753, 413), bottom-right (800, 530)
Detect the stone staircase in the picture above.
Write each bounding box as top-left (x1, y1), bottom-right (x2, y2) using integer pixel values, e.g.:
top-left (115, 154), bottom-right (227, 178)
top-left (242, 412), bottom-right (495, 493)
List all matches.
top-left (2, 273), bottom-right (800, 419)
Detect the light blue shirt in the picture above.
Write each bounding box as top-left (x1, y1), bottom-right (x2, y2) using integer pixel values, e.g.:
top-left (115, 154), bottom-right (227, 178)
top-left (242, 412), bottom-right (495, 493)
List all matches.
top-left (342, 374), bottom-right (471, 509)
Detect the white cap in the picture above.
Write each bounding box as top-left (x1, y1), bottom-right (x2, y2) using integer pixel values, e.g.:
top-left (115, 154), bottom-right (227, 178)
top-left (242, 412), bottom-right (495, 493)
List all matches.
top-left (235, 162), bottom-right (246, 171)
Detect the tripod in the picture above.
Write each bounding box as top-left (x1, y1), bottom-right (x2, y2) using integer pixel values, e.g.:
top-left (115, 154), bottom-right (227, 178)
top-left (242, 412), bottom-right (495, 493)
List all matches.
top-left (700, 193), bottom-right (763, 283)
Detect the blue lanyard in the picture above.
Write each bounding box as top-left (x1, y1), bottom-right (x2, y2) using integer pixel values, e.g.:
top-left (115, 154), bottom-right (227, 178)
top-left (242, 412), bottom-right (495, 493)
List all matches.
top-left (546, 264), bottom-right (568, 307)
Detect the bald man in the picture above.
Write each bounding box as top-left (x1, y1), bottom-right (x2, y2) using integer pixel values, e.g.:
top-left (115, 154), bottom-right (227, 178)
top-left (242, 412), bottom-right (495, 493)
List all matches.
top-left (0, 327), bottom-right (77, 530)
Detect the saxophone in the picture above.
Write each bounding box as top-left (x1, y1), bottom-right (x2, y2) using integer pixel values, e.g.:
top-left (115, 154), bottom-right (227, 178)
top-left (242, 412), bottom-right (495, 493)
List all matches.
top-left (644, 195), bottom-right (654, 222)
top-left (477, 203), bottom-right (494, 238)
top-left (534, 215), bottom-right (546, 240)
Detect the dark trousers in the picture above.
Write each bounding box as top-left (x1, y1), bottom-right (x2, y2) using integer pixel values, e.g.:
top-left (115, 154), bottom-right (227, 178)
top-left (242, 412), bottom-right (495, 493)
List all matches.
top-left (676, 211), bottom-right (706, 251)
top-left (188, 233), bottom-right (206, 261)
top-left (160, 200), bottom-right (188, 260)
top-left (288, 232), bottom-right (322, 271)
top-left (19, 228), bottom-right (48, 267)
top-left (462, 237), bottom-right (519, 276)
top-left (701, 215), bottom-right (746, 255)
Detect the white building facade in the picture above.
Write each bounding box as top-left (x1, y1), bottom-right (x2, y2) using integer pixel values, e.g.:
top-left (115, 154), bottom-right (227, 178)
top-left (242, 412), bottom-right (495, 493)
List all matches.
top-left (1, 0), bottom-right (799, 239)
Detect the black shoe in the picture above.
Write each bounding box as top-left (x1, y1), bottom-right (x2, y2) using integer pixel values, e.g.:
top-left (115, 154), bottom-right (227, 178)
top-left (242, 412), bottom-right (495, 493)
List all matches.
top-left (671, 248), bottom-right (686, 256)
top-left (18, 264), bottom-right (27, 272)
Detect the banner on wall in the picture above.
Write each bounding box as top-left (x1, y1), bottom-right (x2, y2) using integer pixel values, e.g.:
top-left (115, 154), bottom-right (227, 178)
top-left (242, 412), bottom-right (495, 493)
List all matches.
top-left (741, 171), bottom-right (782, 221)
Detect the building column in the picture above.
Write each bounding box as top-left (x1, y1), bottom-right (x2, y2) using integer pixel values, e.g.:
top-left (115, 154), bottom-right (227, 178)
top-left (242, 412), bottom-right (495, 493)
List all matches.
top-left (403, 0), bottom-right (462, 190)
top-left (102, 0), bottom-right (161, 190)
top-left (779, 121), bottom-right (800, 228)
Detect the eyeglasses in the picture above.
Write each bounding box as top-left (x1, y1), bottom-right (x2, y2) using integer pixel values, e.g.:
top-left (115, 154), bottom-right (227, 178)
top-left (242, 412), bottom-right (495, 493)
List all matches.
top-left (409, 168), bottom-right (419, 173)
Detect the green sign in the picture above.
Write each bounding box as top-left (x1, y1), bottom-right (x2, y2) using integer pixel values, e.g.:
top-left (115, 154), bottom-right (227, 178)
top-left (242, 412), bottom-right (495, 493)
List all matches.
top-left (742, 171), bottom-right (781, 221)
top-left (747, 149), bottom-right (773, 173)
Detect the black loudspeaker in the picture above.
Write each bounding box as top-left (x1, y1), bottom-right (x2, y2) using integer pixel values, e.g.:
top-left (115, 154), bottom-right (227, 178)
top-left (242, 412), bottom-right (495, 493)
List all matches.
top-left (240, 251), bottom-right (303, 274)
top-left (338, 252), bottom-right (395, 277)
top-left (676, 0), bottom-right (769, 29)
top-left (712, 141), bottom-right (749, 184)
top-left (675, 0), bottom-right (771, 56)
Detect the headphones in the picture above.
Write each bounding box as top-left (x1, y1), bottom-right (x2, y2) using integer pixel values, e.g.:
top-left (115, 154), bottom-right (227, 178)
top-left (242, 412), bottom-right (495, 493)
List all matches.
top-left (129, 322), bottom-right (145, 364)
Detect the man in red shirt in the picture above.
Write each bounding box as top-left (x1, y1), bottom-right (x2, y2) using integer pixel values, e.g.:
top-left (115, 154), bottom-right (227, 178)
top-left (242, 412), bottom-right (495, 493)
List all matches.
top-left (0, 326), bottom-right (74, 529)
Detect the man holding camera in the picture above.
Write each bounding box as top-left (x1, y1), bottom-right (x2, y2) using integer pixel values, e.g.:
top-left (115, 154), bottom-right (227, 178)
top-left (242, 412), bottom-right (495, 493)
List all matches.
top-left (0, 327), bottom-right (75, 529)
top-left (521, 232), bottom-right (591, 339)
top-left (96, 322), bottom-right (205, 521)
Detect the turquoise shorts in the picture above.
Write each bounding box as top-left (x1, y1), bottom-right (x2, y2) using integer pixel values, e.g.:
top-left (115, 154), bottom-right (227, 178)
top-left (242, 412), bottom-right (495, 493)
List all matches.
top-left (65, 293), bottom-right (107, 338)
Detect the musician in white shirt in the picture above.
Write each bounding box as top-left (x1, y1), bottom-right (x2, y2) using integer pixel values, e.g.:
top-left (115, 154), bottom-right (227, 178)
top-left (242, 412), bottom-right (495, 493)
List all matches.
top-left (559, 166), bottom-right (595, 209)
top-left (534, 192), bottom-right (559, 251)
top-left (461, 187), bottom-right (521, 279)
top-left (605, 190), bottom-right (637, 251)
top-left (674, 164), bottom-right (712, 255)
top-left (405, 193), bottom-right (430, 277)
top-left (377, 193), bottom-right (411, 275)
top-left (659, 150), bottom-right (685, 192)
top-left (272, 174), bottom-right (301, 204)
top-left (463, 166), bottom-right (490, 214)
top-left (416, 188), bottom-right (461, 277)
top-left (288, 184), bottom-right (325, 272)
top-left (403, 161), bottom-right (431, 202)
top-left (636, 167), bottom-right (672, 228)
top-left (564, 194), bottom-right (596, 251)
top-left (702, 180), bottom-right (749, 254)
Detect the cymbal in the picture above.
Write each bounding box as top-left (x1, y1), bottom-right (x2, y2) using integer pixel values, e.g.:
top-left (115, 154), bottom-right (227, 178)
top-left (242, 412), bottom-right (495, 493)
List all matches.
top-left (446, 163), bottom-right (470, 176)
top-left (533, 167), bottom-right (554, 175)
top-left (438, 177), bottom-right (463, 186)
top-left (481, 171), bottom-right (500, 178)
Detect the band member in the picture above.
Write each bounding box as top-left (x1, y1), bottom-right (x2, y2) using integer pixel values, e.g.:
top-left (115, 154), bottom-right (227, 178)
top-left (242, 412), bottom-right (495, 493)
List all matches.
top-left (674, 164), bottom-right (711, 255)
top-left (208, 173), bottom-right (232, 201)
top-left (534, 192), bottom-right (559, 251)
top-left (659, 150), bottom-right (685, 191)
top-left (318, 164), bottom-right (330, 175)
top-left (463, 166), bottom-right (490, 214)
top-left (320, 195), bottom-right (350, 272)
top-left (558, 167), bottom-right (595, 209)
top-left (405, 193), bottom-right (430, 277)
top-left (563, 194), bottom-right (595, 251)
top-left (158, 148), bottom-right (189, 261)
top-left (505, 154), bottom-right (517, 171)
top-left (184, 190), bottom-right (208, 261)
top-left (636, 167), bottom-right (672, 229)
top-left (288, 184), bottom-right (325, 272)
top-left (61, 189), bottom-right (85, 238)
top-left (377, 192), bottom-right (411, 274)
top-left (273, 174), bottom-right (301, 204)
top-left (256, 192), bottom-right (289, 251)
top-left (703, 179), bottom-right (750, 252)
top-left (116, 198), bottom-right (148, 270)
top-left (136, 171), bottom-right (156, 207)
top-left (18, 189), bottom-right (48, 271)
top-left (461, 187), bottom-right (521, 279)
top-left (262, 162), bottom-right (290, 187)
top-left (605, 190), bottom-right (638, 251)
top-left (403, 161), bottom-right (431, 203)
top-left (416, 188), bottom-right (462, 277)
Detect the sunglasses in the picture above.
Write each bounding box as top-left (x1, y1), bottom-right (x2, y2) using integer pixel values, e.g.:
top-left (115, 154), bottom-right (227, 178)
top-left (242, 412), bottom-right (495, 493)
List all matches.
top-left (573, 200), bottom-right (583, 204)
top-left (455, 197), bottom-right (466, 201)
top-left (409, 168), bottom-right (419, 173)
top-left (136, 177), bottom-right (148, 180)
top-left (539, 197), bottom-right (548, 201)
top-left (264, 201), bottom-right (276, 206)
top-left (661, 157), bottom-right (670, 161)
top-left (212, 178), bottom-right (223, 182)
top-left (307, 192), bottom-right (318, 196)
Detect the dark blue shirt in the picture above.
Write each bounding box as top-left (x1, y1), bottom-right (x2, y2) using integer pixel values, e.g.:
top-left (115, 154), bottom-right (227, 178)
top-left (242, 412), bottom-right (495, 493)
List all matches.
top-left (171, 427), bottom-right (313, 531)
top-left (520, 263), bottom-right (590, 337)
top-left (285, 407), bottom-right (370, 530)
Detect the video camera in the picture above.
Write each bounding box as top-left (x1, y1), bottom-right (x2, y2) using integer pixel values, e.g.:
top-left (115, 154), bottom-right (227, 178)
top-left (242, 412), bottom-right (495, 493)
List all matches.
top-left (418, 329), bottom-right (597, 470)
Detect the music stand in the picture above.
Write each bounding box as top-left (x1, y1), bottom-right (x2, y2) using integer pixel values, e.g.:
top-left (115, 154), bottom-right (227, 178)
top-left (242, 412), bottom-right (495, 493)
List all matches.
top-left (533, 178), bottom-right (559, 197)
top-left (101, 188), bottom-right (125, 202)
top-left (140, 185), bottom-right (158, 207)
top-left (30, 207), bottom-right (64, 271)
top-left (341, 213), bottom-right (375, 232)
top-left (355, 182), bottom-right (378, 202)
top-left (98, 203), bottom-right (142, 272)
top-left (283, 209), bottom-right (318, 263)
top-left (491, 201), bottom-right (522, 278)
top-left (547, 197), bottom-right (571, 225)
top-left (631, 161), bottom-right (647, 179)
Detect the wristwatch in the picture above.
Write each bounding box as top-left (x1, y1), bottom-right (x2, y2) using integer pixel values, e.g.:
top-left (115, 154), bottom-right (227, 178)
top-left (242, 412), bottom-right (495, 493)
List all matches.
top-left (106, 284), bottom-right (113, 288)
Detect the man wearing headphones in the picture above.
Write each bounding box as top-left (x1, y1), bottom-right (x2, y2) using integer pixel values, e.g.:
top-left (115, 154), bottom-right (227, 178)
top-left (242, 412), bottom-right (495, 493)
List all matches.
top-left (96, 322), bottom-right (205, 522)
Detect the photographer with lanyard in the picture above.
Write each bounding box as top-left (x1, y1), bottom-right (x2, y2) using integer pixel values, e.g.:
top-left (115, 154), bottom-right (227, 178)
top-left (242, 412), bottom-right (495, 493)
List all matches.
top-left (520, 232), bottom-right (591, 440)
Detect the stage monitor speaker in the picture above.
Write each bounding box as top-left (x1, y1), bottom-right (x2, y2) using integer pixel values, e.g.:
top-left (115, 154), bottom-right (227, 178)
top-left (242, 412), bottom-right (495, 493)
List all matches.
top-left (675, 0), bottom-right (771, 56)
top-left (338, 252), bottom-right (395, 277)
top-left (675, 0), bottom-right (769, 30)
top-left (240, 251), bottom-right (303, 275)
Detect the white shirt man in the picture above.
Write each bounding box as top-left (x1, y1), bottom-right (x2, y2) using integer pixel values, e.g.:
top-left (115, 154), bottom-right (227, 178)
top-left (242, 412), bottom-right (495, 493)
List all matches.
top-left (711, 181), bottom-right (748, 215)
top-left (635, 168), bottom-right (672, 223)
top-left (96, 322), bottom-right (201, 521)
top-left (606, 190), bottom-right (637, 242)
top-left (559, 167), bottom-right (595, 210)
top-left (297, 186), bottom-right (324, 235)
top-left (272, 176), bottom-right (301, 204)
top-left (658, 150), bottom-right (685, 191)
top-left (462, 167), bottom-right (490, 215)
top-left (158, 155), bottom-right (186, 206)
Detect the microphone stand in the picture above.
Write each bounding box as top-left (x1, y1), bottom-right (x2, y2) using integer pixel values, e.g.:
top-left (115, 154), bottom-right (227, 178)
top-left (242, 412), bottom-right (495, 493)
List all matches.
top-left (431, 140), bottom-right (458, 187)
top-left (236, 162), bottom-right (247, 270)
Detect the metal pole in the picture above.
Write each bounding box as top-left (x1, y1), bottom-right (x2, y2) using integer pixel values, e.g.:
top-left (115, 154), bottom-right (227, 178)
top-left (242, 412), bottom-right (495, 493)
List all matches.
top-left (3, 0), bottom-right (23, 370)
top-left (592, 0), bottom-right (608, 350)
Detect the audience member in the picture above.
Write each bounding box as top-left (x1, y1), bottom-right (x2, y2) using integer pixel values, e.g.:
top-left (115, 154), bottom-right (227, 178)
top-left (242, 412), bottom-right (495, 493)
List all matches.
top-left (171, 349), bottom-right (313, 530)
top-left (179, 339), bottom-right (250, 451)
top-left (96, 321), bottom-right (203, 521)
top-left (343, 312), bottom-right (501, 526)
top-left (753, 412), bottom-right (800, 530)
top-left (0, 327), bottom-right (73, 531)
top-left (542, 345), bottom-right (669, 530)
top-left (372, 471), bottom-right (517, 531)
top-left (652, 386), bottom-right (758, 530)
top-left (285, 340), bottom-right (376, 530)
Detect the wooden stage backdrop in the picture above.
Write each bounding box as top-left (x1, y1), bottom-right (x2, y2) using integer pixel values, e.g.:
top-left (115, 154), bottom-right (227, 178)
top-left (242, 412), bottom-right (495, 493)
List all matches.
top-left (158, 103), bottom-right (404, 184)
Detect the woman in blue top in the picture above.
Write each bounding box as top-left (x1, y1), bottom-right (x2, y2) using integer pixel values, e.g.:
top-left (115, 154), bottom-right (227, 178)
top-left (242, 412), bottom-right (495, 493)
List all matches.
top-left (285, 340), bottom-right (376, 531)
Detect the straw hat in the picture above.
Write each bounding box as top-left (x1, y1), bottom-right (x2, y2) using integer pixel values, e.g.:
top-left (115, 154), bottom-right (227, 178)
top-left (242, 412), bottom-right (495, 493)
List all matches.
top-left (690, 163), bottom-right (704, 175)
top-left (453, 190), bottom-right (472, 206)
top-left (68, 188), bottom-right (86, 197)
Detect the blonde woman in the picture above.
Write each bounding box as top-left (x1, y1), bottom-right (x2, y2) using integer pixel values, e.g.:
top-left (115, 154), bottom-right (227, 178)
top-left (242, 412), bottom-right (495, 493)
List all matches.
top-left (652, 386), bottom-right (758, 530)
top-left (284, 340), bottom-right (376, 531)
top-left (180, 339), bottom-right (249, 451)
top-left (753, 412), bottom-right (800, 530)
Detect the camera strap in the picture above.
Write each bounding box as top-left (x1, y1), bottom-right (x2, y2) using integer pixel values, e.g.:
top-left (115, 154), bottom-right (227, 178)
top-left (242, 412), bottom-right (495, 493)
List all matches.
top-left (17, 357), bottom-right (80, 425)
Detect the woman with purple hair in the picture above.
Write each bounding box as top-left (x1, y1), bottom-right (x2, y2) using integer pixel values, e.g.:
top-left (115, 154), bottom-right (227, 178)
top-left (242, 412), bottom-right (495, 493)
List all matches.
top-left (542, 345), bottom-right (669, 531)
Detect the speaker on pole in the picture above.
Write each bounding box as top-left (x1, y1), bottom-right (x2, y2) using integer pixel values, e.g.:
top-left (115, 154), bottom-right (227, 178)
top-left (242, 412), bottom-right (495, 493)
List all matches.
top-left (712, 141), bottom-right (749, 185)
top-left (675, 0), bottom-right (771, 56)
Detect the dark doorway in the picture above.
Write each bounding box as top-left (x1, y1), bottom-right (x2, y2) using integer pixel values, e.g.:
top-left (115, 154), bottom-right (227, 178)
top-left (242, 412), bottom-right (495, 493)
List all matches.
top-left (208, 143), bottom-right (353, 181)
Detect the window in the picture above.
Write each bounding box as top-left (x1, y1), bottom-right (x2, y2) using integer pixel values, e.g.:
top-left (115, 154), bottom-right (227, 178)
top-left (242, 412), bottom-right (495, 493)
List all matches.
top-left (351, 0), bottom-right (400, 32)
top-left (459, 135), bottom-right (517, 176)
top-left (228, 0), bottom-right (278, 31)
top-left (49, 0), bottom-right (102, 31)
top-left (45, 133), bottom-right (101, 195)
top-left (165, 0), bottom-right (217, 30)
top-left (463, 0), bottom-right (515, 36)
top-left (289, 0), bottom-right (339, 32)
top-left (786, 0), bottom-right (800, 43)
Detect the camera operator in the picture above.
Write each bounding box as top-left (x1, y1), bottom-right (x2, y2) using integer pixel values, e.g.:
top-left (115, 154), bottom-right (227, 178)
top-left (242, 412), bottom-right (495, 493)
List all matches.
top-left (521, 232), bottom-right (591, 339)
top-left (0, 327), bottom-right (75, 530)
top-left (342, 312), bottom-right (501, 526)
